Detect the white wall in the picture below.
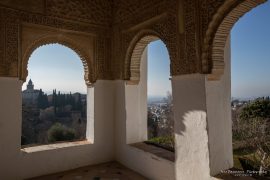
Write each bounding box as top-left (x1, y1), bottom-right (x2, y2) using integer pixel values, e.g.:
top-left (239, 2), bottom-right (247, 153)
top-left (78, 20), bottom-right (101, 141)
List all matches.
top-left (206, 36), bottom-right (233, 175)
top-left (0, 78), bottom-right (22, 179)
top-left (172, 74), bottom-right (211, 180)
top-left (172, 36), bottom-right (233, 179)
top-left (0, 78), bottom-right (115, 179)
top-left (115, 81), bottom-right (175, 180)
top-left (126, 47), bottom-right (148, 144)
top-left (86, 87), bottom-right (94, 142)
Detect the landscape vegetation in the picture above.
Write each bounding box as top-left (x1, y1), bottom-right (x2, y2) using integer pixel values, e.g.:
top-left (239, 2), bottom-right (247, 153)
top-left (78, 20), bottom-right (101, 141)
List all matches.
top-left (232, 97), bottom-right (270, 178)
top-left (21, 89), bottom-right (86, 146)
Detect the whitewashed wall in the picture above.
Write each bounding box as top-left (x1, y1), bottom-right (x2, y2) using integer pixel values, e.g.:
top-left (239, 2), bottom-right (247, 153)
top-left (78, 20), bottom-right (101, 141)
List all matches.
top-left (206, 36), bottom-right (233, 175)
top-left (0, 78), bottom-right (115, 179)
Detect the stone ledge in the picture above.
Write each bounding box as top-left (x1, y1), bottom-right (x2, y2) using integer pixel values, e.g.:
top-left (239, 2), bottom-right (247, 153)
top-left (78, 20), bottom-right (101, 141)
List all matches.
top-left (130, 142), bottom-right (175, 162)
top-left (21, 140), bottom-right (92, 153)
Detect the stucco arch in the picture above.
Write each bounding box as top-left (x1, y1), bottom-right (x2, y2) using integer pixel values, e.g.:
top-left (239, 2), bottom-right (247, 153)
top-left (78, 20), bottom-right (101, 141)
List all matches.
top-left (21, 34), bottom-right (93, 86)
top-left (202, 0), bottom-right (267, 80)
top-left (125, 29), bottom-right (171, 84)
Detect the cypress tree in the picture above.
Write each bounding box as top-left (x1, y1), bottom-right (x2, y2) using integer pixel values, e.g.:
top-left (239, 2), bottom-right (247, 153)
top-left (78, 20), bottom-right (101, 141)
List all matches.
top-left (37, 89), bottom-right (43, 109)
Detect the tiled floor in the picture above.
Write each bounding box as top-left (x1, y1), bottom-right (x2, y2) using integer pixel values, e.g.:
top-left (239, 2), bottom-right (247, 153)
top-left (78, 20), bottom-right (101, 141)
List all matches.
top-left (29, 162), bottom-right (148, 180)
top-left (27, 159), bottom-right (266, 180)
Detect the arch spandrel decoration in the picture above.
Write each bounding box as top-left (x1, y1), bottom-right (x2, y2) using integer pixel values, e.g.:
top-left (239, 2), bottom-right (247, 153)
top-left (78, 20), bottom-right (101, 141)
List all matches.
top-left (124, 29), bottom-right (170, 84)
top-left (202, 0), bottom-right (267, 80)
top-left (20, 25), bottom-right (95, 86)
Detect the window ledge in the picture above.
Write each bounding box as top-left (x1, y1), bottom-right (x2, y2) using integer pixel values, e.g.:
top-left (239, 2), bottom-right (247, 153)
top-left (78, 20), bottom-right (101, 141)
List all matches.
top-left (21, 140), bottom-right (92, 153)
top-left (130, 142), bottom-right (175, 162)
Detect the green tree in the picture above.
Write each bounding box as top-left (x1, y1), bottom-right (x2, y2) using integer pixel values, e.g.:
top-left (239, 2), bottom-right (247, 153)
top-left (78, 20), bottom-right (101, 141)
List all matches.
top-left (47, 123), bottom-right (75, 143)
top-left (37, 89), bottom-right (43, 109)
top-left (37, 89), bottom-right (49, 109)
top-left (75, 93), bottom-right (82, 111)
top-left (52, 89), bottom-right (57, 114)
top-left (238, 98), bottom-right (270, 174)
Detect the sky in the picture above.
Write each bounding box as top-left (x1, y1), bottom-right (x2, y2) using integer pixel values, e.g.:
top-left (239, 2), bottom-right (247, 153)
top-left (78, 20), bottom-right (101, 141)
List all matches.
top-left (147, 40), bottom-right (171, 97)
top-left (22, 44), bottom-right (87, 94)
top-left (23, 1), bottom-right (270, 98)
top-left (231, 2), bottom-right (270, 99)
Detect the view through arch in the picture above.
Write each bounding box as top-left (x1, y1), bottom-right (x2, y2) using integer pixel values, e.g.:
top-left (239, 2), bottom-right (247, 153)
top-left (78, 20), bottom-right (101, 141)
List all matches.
top-left (21, 44), bottom-right (87, 147)
top-left (146, 40), bottom-right (174, 152)
top-left (230, 1), bottom-right (270, 177)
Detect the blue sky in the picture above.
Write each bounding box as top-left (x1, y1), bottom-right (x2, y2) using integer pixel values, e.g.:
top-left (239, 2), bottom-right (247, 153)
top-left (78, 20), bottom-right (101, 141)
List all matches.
top-left (231, 1), bottom-right (270, 99)
top-left (23, 1), bottom-right (270, 98)
top-left (147, 40), bottom-right (171, 97)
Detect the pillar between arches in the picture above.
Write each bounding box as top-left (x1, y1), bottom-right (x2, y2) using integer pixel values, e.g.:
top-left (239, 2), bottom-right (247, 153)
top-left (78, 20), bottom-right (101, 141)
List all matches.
top-left (172, 38), bottom-right (232, 179)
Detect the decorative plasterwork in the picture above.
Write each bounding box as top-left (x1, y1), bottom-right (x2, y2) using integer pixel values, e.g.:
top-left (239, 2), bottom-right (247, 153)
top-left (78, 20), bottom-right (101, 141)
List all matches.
top-left (0, 0), bottom-right (45, 14)
top-left (112, 0), bottom-right (179, 80)
top-left (0, 7), bottom-right (110, 36)
top-left (113, 0), bottom-right (170, 25)
top-left (21, 24), bottom-right (94, 86)
top-left (202, 0), bottom-right (267, 80)
top-left (2, 0), bottom-right (255, 81)
top-left (181, 0), bottom-right (199, 74)
top-left (93, 36), bottom-right (112, 81)
top-left (112, 0), bottom-right (178, 80)
top-left (0, 13), bottom-right (4, 75)
top-left (0, 6), bottom-right (112, 80)
top-left (45, 0), bottom-right (113, 26)
top-left (0, 11), bottom-right (19, 77)
top-left (0, 0), bottom-right (180, 81)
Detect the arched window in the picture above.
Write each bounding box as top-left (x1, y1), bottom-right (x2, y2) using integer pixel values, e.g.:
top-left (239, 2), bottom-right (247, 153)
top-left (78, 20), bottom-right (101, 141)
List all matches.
top-left (125, 34), bottom-right (174, 155)
top-left (146, 40), bottom-right (173, 151)
top-left (21, 44), bottom-right (92, 147)
top-left (204, 0), bottom-right (270, 177)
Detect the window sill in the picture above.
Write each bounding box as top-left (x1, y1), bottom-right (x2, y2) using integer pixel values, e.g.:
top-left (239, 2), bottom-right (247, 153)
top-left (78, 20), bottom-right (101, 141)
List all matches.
top-left (21, 140), bottom-right (92, 153)
top-left (130, 142), bottom-right (175, 162)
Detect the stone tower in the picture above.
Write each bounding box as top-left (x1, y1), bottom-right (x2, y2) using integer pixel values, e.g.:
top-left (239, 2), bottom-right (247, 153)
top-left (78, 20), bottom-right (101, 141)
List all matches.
top-left (27, 79), bottom-right (34, 90)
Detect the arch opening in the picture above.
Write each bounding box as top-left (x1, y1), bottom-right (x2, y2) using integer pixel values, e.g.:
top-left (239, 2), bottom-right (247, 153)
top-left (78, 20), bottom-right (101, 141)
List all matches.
top-left (204, 0), bottom-right (270, 177)
top-left (21, 44), bottom-right (90, 147)
top-left (230, 1), bottom-right (270, 176)
top-left (125, 32), bottom-right (174, 156)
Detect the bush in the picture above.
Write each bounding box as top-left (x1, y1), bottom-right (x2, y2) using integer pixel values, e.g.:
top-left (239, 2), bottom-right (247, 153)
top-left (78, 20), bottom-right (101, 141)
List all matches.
top-left (47, 123), bottom-right (75, 143)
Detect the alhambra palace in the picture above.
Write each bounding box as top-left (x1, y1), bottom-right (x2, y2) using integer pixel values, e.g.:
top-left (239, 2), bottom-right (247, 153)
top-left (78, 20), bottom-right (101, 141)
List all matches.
top-left (0, 0), bottom-right (267, 179)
